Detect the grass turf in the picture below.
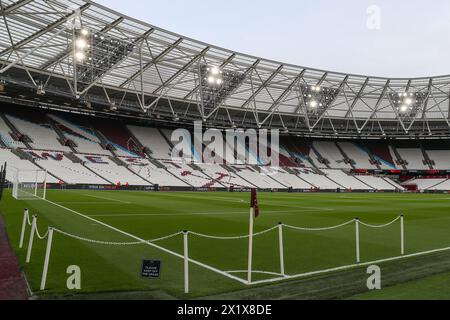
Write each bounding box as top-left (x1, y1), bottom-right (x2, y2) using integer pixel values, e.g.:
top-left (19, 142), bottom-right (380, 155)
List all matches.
top-left (1, 189), bottom-right (450, 299)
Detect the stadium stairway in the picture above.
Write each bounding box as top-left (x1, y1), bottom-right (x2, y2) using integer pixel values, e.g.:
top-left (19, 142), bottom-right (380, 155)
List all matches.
top-left (418, 140), bottom-right (435, 170)
top-left (158, 128), bottom-right (175, 151)
top-left (321, 171), bottom-right (346, 189)
top-left (0, 214), bottom-right (29, 300)
top-left (351, 174), bottom-right (376, 190)
top-left (0, 113), bottom-right (32, 149)
top-left (389, 141), bottom-right (408, 170)
top-left (425, 178), bottom-right (450, 190)
top-left (91, 127), bottom-right (116, 154)
top-left (45, 115), bottom-right (78, 153)
top-left (80, 163), bottom-right (113, 185)
top-left (335, 142), bottom-right (356, 169)
top-left (309, 142), bottom-right (331, 169)
top-left (382, 177), bottom-right (403, 190)
top-left (362, 142), bottom-right (382, 170)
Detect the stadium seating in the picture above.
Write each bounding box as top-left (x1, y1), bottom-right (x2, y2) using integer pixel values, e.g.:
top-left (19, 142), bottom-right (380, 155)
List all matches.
top-left (80, 154), bottom-right (151, 186)
top-left (402, 178), bottom-right (447, 191)
top-left (161, 160), bottom-right (223, 188)
top-left (355, 175), bottom-right (402, 190)
top-left (426, 150), bottom-right (450, 170)
top-left (5, 113), bottom-right (71, 152)
top-left (0, 108), bottom-right (443, 191)
top-left (396, 149), bottom-right (428, 170)
top-left (321, 169), bottom-right (373, 190)
top-left (295, 168), bottom-right (341, 189)
top-left (48, 115), bottom-right (111, 155)
top-left (0, 117), bottom-right (26, 149)
top-left (338, 142), bottom-right (377, 170)
top-left (232, 166), bottom-right (286, 189)
top-left (196, 163), bottom-right (253, 188)
top-left (93, 119), bottom-right (143, 157)
top-left (270, 168), bottom-right (314, 189)
top-left (27, 150), bottom-right (109, 185)
top-left (313, 141), bottom-right (352, 169)
top-left (128, 126), bottom-right (172, 159)
top-left (124, 158), bottom-right (188, 187)
top-left (0, 149), bottom-right (59, 183)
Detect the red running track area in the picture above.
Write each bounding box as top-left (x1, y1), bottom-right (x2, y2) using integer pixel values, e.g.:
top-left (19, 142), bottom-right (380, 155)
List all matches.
top-left (0, 214), bottom-right (29, 300)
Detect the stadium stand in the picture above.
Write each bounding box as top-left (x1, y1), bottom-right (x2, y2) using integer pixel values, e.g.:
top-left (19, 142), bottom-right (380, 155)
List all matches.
top-left (338, 142), bottom-right (377, 170)
top-left (313, 141), bottom-right (352, 170)
top-left (295, 168), bottom-right (341, 190)
top-left (5, 112), bottom-right (71, 152)
top-left (48, 114), bottom-right (111, 155)
top-left (321, 169), bottom-right (373, 190)
top-left (80, 154), bottom-right (151, 186)
top-left (0, 116), bottom-right (26, 149)
top-left (27, 150), bottom-right (109, 185)
top-left (128, 125), bottom-right (172, 160)
top-left (0, 107), bottom-right (445, 191)
top-left (0, 149), bottom-right (58, 183)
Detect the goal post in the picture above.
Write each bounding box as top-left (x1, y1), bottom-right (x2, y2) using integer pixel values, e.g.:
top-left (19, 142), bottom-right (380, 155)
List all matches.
top-left (11, 167), bottom-right (47, 200)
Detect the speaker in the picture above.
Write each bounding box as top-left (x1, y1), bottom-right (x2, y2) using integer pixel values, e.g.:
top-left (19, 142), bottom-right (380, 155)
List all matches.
top-left (154, 184), bottom-right (159, 192)
top-left (288, 187), bottom-right (293, 193)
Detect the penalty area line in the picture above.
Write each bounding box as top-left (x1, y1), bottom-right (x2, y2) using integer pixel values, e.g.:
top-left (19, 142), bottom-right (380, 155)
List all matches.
top-left (40, 197), bottom-right (248, 285)
top-left (82, 194), bottom-right (131, 204)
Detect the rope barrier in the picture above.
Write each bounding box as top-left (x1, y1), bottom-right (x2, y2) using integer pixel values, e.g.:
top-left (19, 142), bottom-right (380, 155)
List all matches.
top-left (189, 226), bottom-right (278, 240)
top-left (35, 226), bottom-right (49, 240)
top-left (359, 216), bottom-right (401, 228)
top-left (53, 229), bottom-right (183, 246)
top-left (283, 219), bottom-right (356, 232)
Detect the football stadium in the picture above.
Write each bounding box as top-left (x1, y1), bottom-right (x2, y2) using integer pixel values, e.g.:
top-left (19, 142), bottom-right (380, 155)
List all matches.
top-left (1, 0), bottom-right (450, 303)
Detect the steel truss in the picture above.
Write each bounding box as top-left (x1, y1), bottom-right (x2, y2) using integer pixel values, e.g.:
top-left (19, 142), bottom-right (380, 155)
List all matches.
top-left (1, 0), bottom-right (450, 138)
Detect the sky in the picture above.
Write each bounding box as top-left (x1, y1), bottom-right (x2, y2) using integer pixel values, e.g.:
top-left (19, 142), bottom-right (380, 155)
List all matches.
top-left (95, 0), bottom-right (450, 78)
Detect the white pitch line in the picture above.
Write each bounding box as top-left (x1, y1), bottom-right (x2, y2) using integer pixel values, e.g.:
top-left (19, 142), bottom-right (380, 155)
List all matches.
top-left (249, 245), bottom-right (450, 286)
top-left (87, 208), bottom-right (328, 218)
top-left (83, 194), bottom-right (131, 204)
top-left (40, 198), bottom-right (247, 285)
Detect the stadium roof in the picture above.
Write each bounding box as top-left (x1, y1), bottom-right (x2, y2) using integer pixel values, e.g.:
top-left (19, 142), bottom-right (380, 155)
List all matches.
top-left (1, 0), bottom-right (450, 137)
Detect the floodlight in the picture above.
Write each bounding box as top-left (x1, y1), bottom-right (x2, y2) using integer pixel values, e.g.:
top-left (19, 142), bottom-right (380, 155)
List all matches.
top-left (75, 51), bottom-right (85, 61)
top-left (405, 97), bottom-right (413, 105)
top-left (310, 100), bottom-right (318, 108)
top-left (210, 67), bottom-right (220, 75)
top-left (207, 76), bottom-right (215, 84)
top-left (80, 28), bottom-right (89, 36)
top-left (76, 38), bottom-right (87, 49)
top-left (399, 104), bottom-right (408, 113)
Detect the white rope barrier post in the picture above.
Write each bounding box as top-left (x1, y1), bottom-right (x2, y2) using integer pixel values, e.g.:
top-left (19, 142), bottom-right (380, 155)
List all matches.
top-left (355, 218), bottom-right (360, 263)
top-left (278, 222), bottom-right (285, 277)
top-left (400, 215), bottom-right (405, 255)
top-left (34, 170), bottom-right (39, 197)
top-left (43, 170), bottom-right (47, 200)
top-left (183, 231), bottom-right (189, 294)
top-left (247, 207), bottom-right (255, 284)
top-left (19, 209), bottom-right (29, 248)
top-left (26, 215), bottom-right (37, 263)
top-left (40, 228), bottom-right (54, 291)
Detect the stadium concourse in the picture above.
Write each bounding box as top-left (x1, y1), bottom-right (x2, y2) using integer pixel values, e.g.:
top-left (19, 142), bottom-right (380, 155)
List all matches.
top-left (0, 103), bottom-right (415, 192)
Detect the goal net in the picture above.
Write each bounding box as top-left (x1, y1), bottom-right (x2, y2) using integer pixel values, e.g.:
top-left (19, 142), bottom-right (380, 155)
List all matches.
top-left (11, 167), bottom-right (47, 200)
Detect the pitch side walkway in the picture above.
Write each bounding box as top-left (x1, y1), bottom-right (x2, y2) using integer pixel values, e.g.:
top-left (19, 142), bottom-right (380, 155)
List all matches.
top-left (0, 214), bottom-right (29, 300)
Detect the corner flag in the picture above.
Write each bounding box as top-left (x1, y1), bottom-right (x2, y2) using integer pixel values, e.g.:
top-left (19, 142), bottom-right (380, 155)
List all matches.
top-left (250, 188), bottom-right (260, 218)
top-left (248, 188), bottom-right (259, 284)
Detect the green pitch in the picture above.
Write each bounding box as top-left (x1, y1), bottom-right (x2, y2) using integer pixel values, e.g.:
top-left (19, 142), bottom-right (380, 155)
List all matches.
top-left (1, 190), bottom-right (450, 299)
